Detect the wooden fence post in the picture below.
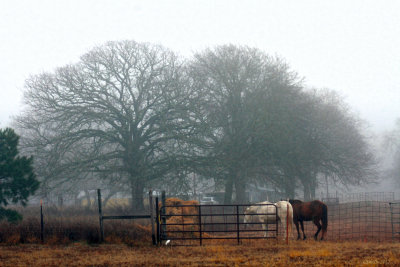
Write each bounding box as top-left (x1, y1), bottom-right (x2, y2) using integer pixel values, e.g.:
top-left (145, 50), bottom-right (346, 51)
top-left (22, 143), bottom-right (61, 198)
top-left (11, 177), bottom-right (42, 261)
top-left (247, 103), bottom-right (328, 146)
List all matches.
top-left (40, 199), bottom-right (44, 243)
top-left (149, 190), bottom-right (156, 245)
top-left (97, 189), bottom-right (104, 243)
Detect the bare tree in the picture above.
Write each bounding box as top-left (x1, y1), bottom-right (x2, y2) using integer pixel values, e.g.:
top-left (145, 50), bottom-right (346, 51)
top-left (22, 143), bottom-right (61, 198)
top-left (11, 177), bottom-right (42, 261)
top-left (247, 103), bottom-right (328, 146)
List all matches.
top-left (15, 41), bottom-right (377, 207)
top-left (188, 44), bottom-right (376, 202)
top-left (188, 45), bottom-right (301, 203)
top-left (16, 40), bottom-right (197, 211)
top-left (260, 89), bottom-right (377, 200)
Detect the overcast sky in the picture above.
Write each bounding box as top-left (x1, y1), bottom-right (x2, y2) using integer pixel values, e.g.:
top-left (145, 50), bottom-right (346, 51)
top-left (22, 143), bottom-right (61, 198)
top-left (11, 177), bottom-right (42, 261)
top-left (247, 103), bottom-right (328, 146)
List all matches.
top-left (1, 0), bottom-right (399, 134)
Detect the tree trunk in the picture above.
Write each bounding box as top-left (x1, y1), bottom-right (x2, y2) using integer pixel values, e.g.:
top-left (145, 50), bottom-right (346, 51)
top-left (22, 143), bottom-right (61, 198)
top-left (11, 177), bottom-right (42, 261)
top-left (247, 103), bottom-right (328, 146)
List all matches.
top-left (310, 178), bottom-right (316, 200)
top-left (284, 184), bottom-right (295, 200)
top-left (303, 184), bottom-right (311, 201)
top-left (234, 177), bottom-right (247, 204)
top-left (283, 173), bottom-right (295, 199)
top-left (130, 179), bottom-right (145, 212)
top-left (58, 194), bottom-right (63, 208)
top-left (224, 178), bottom-right (233, 204)
top-left (301, 174), bottom-right (316, 201)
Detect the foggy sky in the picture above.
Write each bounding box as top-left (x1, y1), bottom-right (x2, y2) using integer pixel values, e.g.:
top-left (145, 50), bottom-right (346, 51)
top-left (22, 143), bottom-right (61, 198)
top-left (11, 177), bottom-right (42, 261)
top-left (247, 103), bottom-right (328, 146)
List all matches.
top-left (1, 0), bottom-right (400, 134)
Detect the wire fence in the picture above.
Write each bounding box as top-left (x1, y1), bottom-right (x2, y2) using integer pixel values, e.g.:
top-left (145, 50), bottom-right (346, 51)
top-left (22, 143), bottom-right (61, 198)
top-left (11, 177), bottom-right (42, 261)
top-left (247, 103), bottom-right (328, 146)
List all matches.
top-left (390, 202), bottom-right (400, 241)
top-left (2, 192), bottom-right (400, 244)
top-left (299, 201), bottom-right (393, 241)
top-left (0, 196), bottom-right (152, 244)
top-left (159, 200), bottom-right (398, 243)
top-left (322, 192), bottom-right (395, 204)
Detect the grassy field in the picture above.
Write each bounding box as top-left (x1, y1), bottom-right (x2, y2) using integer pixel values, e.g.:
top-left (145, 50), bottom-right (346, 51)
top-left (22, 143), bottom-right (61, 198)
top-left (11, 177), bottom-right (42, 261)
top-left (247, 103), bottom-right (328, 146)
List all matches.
top-left (1, 240), bottom-right (400, 266)
top-left (1, 202), bottom-right (400, 266)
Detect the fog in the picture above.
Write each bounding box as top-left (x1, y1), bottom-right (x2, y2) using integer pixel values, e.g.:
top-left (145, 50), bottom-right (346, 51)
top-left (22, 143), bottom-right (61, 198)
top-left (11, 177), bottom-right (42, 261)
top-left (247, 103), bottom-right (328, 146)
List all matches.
top-left (1, 0), bottom-right (400, 200)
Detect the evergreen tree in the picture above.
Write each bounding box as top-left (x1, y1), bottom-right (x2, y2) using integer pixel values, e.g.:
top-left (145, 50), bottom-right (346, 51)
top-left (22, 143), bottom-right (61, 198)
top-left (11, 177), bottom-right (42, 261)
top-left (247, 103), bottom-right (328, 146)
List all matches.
top-left (0, 128), bottom-right (39, 222)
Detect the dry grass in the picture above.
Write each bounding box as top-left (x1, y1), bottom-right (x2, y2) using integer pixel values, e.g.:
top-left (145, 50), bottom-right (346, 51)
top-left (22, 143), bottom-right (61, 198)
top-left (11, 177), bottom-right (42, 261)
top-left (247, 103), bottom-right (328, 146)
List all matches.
top-left (0, 205), bottom-right (152, 245)
top-left (1, 240), bottom-right (400, 266)
top-left (2, 200), bottom-right (400, 265)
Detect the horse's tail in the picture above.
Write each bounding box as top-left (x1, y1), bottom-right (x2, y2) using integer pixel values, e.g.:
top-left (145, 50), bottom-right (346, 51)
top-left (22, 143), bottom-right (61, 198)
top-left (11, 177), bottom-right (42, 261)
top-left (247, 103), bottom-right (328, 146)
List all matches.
top-left (321, 203), bottom-right (328, 234)
top-left (288, 203), bottom-right (293, 238)
top-left (283, 202), bottom-right (294, 239)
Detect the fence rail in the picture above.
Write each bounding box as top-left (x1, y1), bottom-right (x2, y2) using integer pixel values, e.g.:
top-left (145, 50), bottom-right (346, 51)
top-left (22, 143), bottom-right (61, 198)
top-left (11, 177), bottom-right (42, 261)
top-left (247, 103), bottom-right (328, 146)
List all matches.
top-left (158, 203), bottom-right (279, 245)
top-left (97, 189), bottom-right (155, 244)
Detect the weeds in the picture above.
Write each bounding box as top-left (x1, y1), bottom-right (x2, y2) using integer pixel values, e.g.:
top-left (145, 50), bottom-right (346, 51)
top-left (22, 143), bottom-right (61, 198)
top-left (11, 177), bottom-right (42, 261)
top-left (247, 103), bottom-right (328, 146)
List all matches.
top-left (0, 204), bottom-right (151, 245)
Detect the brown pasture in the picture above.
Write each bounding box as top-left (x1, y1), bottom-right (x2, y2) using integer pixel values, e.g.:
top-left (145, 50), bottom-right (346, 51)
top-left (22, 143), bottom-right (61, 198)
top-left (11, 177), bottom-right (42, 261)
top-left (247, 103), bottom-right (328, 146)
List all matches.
top-left (1, 240), bottom-right (400, 266)
top-left (1, 200), bottom-right (400, 266)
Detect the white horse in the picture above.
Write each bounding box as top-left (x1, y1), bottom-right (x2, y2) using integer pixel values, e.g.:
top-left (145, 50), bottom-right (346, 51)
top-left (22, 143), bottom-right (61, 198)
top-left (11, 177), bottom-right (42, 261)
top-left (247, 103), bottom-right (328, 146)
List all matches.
top-left (243, 200), bottom-right (294, 240)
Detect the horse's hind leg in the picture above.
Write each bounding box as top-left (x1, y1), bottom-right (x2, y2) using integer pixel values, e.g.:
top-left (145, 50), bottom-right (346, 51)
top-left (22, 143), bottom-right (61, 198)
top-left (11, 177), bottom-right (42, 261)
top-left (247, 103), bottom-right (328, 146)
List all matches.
top-left (281, 219), bottom-right (287, 240)
top-left (321, 228), bottom-right (326, 241)
top-left (299, 221), bottom-right (306, 240)
top-left (313, 218), bottom-right (322, 240)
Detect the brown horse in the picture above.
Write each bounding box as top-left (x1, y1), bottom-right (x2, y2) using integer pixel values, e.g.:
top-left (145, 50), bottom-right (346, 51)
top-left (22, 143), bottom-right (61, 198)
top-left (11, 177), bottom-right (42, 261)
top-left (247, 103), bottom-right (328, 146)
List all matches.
top-left (288, 199), bottom-right (328, 240)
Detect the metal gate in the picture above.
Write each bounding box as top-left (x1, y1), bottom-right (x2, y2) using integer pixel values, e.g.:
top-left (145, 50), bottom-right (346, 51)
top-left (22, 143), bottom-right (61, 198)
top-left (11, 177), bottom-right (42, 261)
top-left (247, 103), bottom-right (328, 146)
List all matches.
top-left (390, 202), bottom-right (400, 241)
top-left (157, 203), bottom-right (278, 245)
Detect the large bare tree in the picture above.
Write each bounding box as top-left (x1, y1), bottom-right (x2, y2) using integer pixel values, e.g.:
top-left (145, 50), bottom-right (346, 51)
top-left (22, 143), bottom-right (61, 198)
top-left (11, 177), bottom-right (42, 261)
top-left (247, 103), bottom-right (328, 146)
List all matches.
top-left (188, 45), bottom-right (376, 202)
top-left (188, 45), bottom-right (301, 203)
top-left (16, 41), bottom-right (377, 206)
top-left (17, 40), bottom-right (197, 211)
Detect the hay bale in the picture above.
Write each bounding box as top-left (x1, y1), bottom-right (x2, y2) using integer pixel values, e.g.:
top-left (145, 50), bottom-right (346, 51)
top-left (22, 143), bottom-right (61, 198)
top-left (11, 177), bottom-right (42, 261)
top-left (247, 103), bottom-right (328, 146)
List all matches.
top-left (161, 198), bottom-right (201, 239)
top-left (163, 198), bottom-right (199, 217)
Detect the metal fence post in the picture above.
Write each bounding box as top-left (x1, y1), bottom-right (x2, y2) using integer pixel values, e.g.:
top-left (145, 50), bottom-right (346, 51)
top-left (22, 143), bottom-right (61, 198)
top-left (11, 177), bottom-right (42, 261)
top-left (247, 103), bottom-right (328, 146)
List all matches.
top-left (155, 196), bottom-right (160, 245)
top-left (275, 204), bottom-right (278, 239)
top-left (338, 203), bottom-right (341, 240)
top-left (161, 191), bottom-right (166, 241)
top-left (390, 202), bottom-right (394, 241)
top-left (97, 189), bottom-right (104, 243)
top-left (236, 205), bottom-right (240, 244)
top-left (198, 205), bottom-right (202, 246)
top-left (149, 190), bottom-right (156, 245)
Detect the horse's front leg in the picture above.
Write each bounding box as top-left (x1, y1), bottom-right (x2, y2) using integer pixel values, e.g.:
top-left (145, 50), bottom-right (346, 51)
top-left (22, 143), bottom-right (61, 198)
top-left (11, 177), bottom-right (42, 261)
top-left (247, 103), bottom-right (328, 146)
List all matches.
top-left (261, 223), bottom-right (268, 237)
top-left (300, 221), bottom-right (306, 240)
top-left (294, 220), bottom-right (301, 240)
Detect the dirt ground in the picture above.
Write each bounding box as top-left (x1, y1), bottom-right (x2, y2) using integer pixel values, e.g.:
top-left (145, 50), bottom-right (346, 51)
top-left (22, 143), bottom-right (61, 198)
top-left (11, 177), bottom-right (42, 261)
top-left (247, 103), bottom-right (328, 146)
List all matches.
top-left (1, 240), bottom-right (400, 266)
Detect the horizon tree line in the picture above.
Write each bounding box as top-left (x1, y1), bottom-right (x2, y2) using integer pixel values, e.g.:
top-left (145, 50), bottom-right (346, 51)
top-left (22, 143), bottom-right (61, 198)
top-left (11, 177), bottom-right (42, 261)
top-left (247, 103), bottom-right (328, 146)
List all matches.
top-left (13, 40), bottom-right (377, 210)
